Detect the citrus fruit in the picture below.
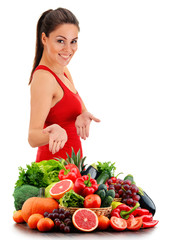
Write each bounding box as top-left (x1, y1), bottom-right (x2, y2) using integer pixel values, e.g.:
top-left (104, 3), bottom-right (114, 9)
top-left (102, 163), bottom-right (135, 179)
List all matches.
top-left (98, 215), bottom-right (110, 230)
top-left (13, 210), bottom-right (25, 223)
top-left (72, 208), bottom-right (98, 232)
top-left (28, 213), bottom-right (44, 229)
top-left (45, 182), bottom-right (58, 198)
top-left (50, 179), bottom-right (74, 199)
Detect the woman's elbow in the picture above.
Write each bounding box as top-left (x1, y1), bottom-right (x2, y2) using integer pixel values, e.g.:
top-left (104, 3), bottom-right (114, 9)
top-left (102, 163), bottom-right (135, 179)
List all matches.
top-left (28, 133), bottom-right (37, 148)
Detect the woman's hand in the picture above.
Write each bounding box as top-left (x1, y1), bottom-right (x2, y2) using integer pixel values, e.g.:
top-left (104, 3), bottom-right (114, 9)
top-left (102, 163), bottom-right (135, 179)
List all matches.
top-left (75, 111), bottom-right (100, 140)
top-left (42, 124), bottom-right (68, 154)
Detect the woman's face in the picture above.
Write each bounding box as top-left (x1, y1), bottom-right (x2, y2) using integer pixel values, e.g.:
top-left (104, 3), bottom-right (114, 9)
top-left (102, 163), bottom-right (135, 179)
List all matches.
top-left (42, 24), bottom-right (78, 67)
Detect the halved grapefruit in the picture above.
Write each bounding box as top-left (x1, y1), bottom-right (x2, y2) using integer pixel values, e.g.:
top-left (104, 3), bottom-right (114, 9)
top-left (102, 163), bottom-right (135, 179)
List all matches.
top-left (72, 209), bottom-right (98, 232)
top-left (50, 179), bottom-right (73, 199)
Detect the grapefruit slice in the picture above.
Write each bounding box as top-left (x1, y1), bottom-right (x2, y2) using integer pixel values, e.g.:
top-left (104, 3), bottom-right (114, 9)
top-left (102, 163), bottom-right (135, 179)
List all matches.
top-left (50, 179), bottom-right (73, 199)
top-left (72, 209), bottom-right (98, 232)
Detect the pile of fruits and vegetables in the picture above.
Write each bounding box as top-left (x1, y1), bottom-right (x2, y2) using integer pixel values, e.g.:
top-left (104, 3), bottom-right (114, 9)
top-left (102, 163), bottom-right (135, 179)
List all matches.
top-left (13, 149), bottom-right (159, 233)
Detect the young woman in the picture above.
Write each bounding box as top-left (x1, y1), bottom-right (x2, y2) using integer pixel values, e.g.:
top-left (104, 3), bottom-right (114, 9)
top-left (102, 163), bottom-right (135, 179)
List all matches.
top-left (28, 8), bottom-right (100, 162)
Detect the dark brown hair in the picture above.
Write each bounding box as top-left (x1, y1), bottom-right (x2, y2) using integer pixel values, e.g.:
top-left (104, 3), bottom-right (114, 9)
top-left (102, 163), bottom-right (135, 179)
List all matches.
top-left (29, 8), bottom-right (80, 84)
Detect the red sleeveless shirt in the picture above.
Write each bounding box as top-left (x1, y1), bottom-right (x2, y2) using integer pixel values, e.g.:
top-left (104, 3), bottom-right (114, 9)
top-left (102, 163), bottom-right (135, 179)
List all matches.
top-left (33, 65), bottom-right (83, 162)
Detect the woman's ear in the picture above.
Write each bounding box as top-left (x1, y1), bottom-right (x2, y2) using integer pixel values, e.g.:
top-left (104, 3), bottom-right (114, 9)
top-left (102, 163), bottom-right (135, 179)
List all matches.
top-left (41, 32), bottom-right (47, 46)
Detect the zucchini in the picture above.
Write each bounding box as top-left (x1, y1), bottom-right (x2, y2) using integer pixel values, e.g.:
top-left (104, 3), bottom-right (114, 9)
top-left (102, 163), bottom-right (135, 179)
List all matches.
top-left (96, 171), bottom-right (110, 184)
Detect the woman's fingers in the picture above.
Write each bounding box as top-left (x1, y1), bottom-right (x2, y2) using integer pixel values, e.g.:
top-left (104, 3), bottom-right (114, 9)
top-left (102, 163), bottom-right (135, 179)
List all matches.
top-left (85, 124), bottom-right (90, 138)
top-left (82, 127), bottom-right (87, 140)
top-left (91, 115), bottom-right (101, 122)
top-left (49, 138), bottom-right (54, 152)
top-left (79, 127), bottom-right (83, 138)
top-left (51, 140), bottom-right (58, 154)
top-left (60, 140), bottom-right (66, 149)
top-left (76, 126), bottom-right (80, 136)
top-left (55, 141), bottom-right (62, 153)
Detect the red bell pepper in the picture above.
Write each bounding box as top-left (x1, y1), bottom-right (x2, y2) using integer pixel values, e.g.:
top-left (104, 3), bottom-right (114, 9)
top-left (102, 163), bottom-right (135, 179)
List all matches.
top-left (132, 207), bottom-right (150, 216)
top-left (141, 213), bottom-right (153, 222)
top-left (111, 203), bottom-right (140, 219)
top-left (73, 173), bottom-right (98, 197)
top-left (142, 220), bottom-right (159, 228)
top-left (58, 164), bottom-right (81, 183)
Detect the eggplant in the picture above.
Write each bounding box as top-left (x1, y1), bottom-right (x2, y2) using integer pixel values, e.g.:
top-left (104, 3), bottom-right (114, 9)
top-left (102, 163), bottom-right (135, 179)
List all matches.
top-left (138, 190), bottom-right (156, 216)
top-left (81, 164), bottom-right (98, 179)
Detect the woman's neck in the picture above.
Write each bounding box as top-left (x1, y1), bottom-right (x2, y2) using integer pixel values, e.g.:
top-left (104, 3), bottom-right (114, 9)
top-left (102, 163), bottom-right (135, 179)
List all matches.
top-left (40, 52), bottom-right (65, 75)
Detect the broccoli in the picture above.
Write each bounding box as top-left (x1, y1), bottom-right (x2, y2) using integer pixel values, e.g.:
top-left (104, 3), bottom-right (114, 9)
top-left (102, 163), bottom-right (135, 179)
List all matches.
top-left (13, 184), bottom-right (40, 210)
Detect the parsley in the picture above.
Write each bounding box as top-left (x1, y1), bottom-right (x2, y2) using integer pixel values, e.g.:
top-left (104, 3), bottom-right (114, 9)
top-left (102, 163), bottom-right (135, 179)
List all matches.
top-left (96, 161), bottom-right (116, 177)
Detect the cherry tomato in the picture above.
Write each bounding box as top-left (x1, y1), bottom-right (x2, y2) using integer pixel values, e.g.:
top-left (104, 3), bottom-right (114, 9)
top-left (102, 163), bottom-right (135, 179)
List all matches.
top-left (110, 216), bottom-right (127, 231)
top-left (83, 194), bottom-right (101, 208)
top-left (110, 177), bottom-right (117, 183)
top-left (127, 217), bottom-right (143, 231)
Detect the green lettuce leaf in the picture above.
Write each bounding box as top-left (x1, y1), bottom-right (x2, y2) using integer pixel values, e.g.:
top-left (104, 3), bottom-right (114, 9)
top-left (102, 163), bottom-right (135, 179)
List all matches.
top-left (59, 190), bottom-right (84, 208)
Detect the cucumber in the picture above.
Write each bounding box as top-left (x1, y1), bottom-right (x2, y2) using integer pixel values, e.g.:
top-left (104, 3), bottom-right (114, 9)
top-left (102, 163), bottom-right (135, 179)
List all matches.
top-left (96, 189), bottom-right (106, 201)
top-left (101, 195), bottom-right (113, 207)
top-left (106, 189), bottom-right (115, 199)
top-left (96, 171), bottom-right (110, 184)
top-left (97, 184), bottom-right (108, 192)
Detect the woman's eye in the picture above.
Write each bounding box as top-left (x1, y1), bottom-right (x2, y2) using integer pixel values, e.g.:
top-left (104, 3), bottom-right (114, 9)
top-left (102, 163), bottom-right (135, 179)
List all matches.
top-left (71, 40), bottom-right (77, 44)
top-left (57, 40), bottom-right (64, 43)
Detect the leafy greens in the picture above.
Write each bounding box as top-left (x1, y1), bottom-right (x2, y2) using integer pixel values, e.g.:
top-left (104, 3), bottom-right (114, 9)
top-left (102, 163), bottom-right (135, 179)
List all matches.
top-left (96, 161), bottom-right (116, 177)
top-left (15, 159), bottom-right (65, 189)
top-left (59, 190), bottom-right (84, 208)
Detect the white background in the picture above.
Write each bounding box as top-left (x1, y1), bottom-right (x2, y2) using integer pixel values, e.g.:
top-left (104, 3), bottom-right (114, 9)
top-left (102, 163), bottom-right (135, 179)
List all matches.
top-left (0, 0), bottom-right (170, 239)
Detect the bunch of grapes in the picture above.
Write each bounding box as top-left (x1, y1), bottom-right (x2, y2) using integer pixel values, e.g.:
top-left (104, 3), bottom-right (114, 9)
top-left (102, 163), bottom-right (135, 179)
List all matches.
top-left (44, 208), bottom-right (73, 233)
top-left (107, 178), bottom-right (140, 207)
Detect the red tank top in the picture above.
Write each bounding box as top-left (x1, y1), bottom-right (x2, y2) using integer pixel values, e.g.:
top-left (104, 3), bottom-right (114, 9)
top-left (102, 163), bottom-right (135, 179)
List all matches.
top-left (33, 65), bottom-right (83, 162)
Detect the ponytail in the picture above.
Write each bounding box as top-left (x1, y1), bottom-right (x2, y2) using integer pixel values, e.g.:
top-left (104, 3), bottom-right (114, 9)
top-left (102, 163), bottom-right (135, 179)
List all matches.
top-left (29, 8), bottom-right (80, 84)
top-left (29, 9), bottom-right (53, 84)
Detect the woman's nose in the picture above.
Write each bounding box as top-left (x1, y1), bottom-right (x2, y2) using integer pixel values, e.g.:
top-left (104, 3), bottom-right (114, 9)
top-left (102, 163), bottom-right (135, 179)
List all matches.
top-left (63, 43), bottom-right (72, 52)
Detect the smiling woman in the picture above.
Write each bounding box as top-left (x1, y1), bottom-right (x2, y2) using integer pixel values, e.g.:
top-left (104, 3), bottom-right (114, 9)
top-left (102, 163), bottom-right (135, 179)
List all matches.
top-left (28, 8), bottom-right (100, 162)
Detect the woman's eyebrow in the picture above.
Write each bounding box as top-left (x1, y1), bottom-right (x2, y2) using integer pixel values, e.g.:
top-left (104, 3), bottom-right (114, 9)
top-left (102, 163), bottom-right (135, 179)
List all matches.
top-left (56, 35), bottom-right (78, 40)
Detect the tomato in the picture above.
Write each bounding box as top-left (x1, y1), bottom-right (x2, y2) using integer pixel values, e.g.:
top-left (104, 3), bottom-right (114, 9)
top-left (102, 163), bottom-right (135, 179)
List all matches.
top-left (83, 194), bottom-right (101, 208)
top-left (127, 217), bottom-right (143, 231)
top-left (110, 216), bottom-right (127, 231)
top-left (98, 215), bottom-right (110, 230)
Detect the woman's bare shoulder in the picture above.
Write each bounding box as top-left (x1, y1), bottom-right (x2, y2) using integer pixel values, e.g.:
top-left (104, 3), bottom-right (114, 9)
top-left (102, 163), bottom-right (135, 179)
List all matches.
top-left (30, 69), bottom-right (59, 97)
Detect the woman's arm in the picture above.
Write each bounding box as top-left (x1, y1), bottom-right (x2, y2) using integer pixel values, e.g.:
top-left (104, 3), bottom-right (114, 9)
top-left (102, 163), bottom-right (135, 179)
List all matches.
top-left (28, 70), bottom-right (55, 147)
top-left (29, 70), bottom-right (68, 154)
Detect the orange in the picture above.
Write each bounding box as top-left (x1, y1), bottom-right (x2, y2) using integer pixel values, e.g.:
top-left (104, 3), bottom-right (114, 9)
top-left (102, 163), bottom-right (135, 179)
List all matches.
top-left (28, 213), bottom-right (44, 229)
top-left (37, 218), bottom-right (54, 232)
top-left (98, 215), bottom-right (110, 230)
top-left (13, 210), bottom-right (25, 223)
